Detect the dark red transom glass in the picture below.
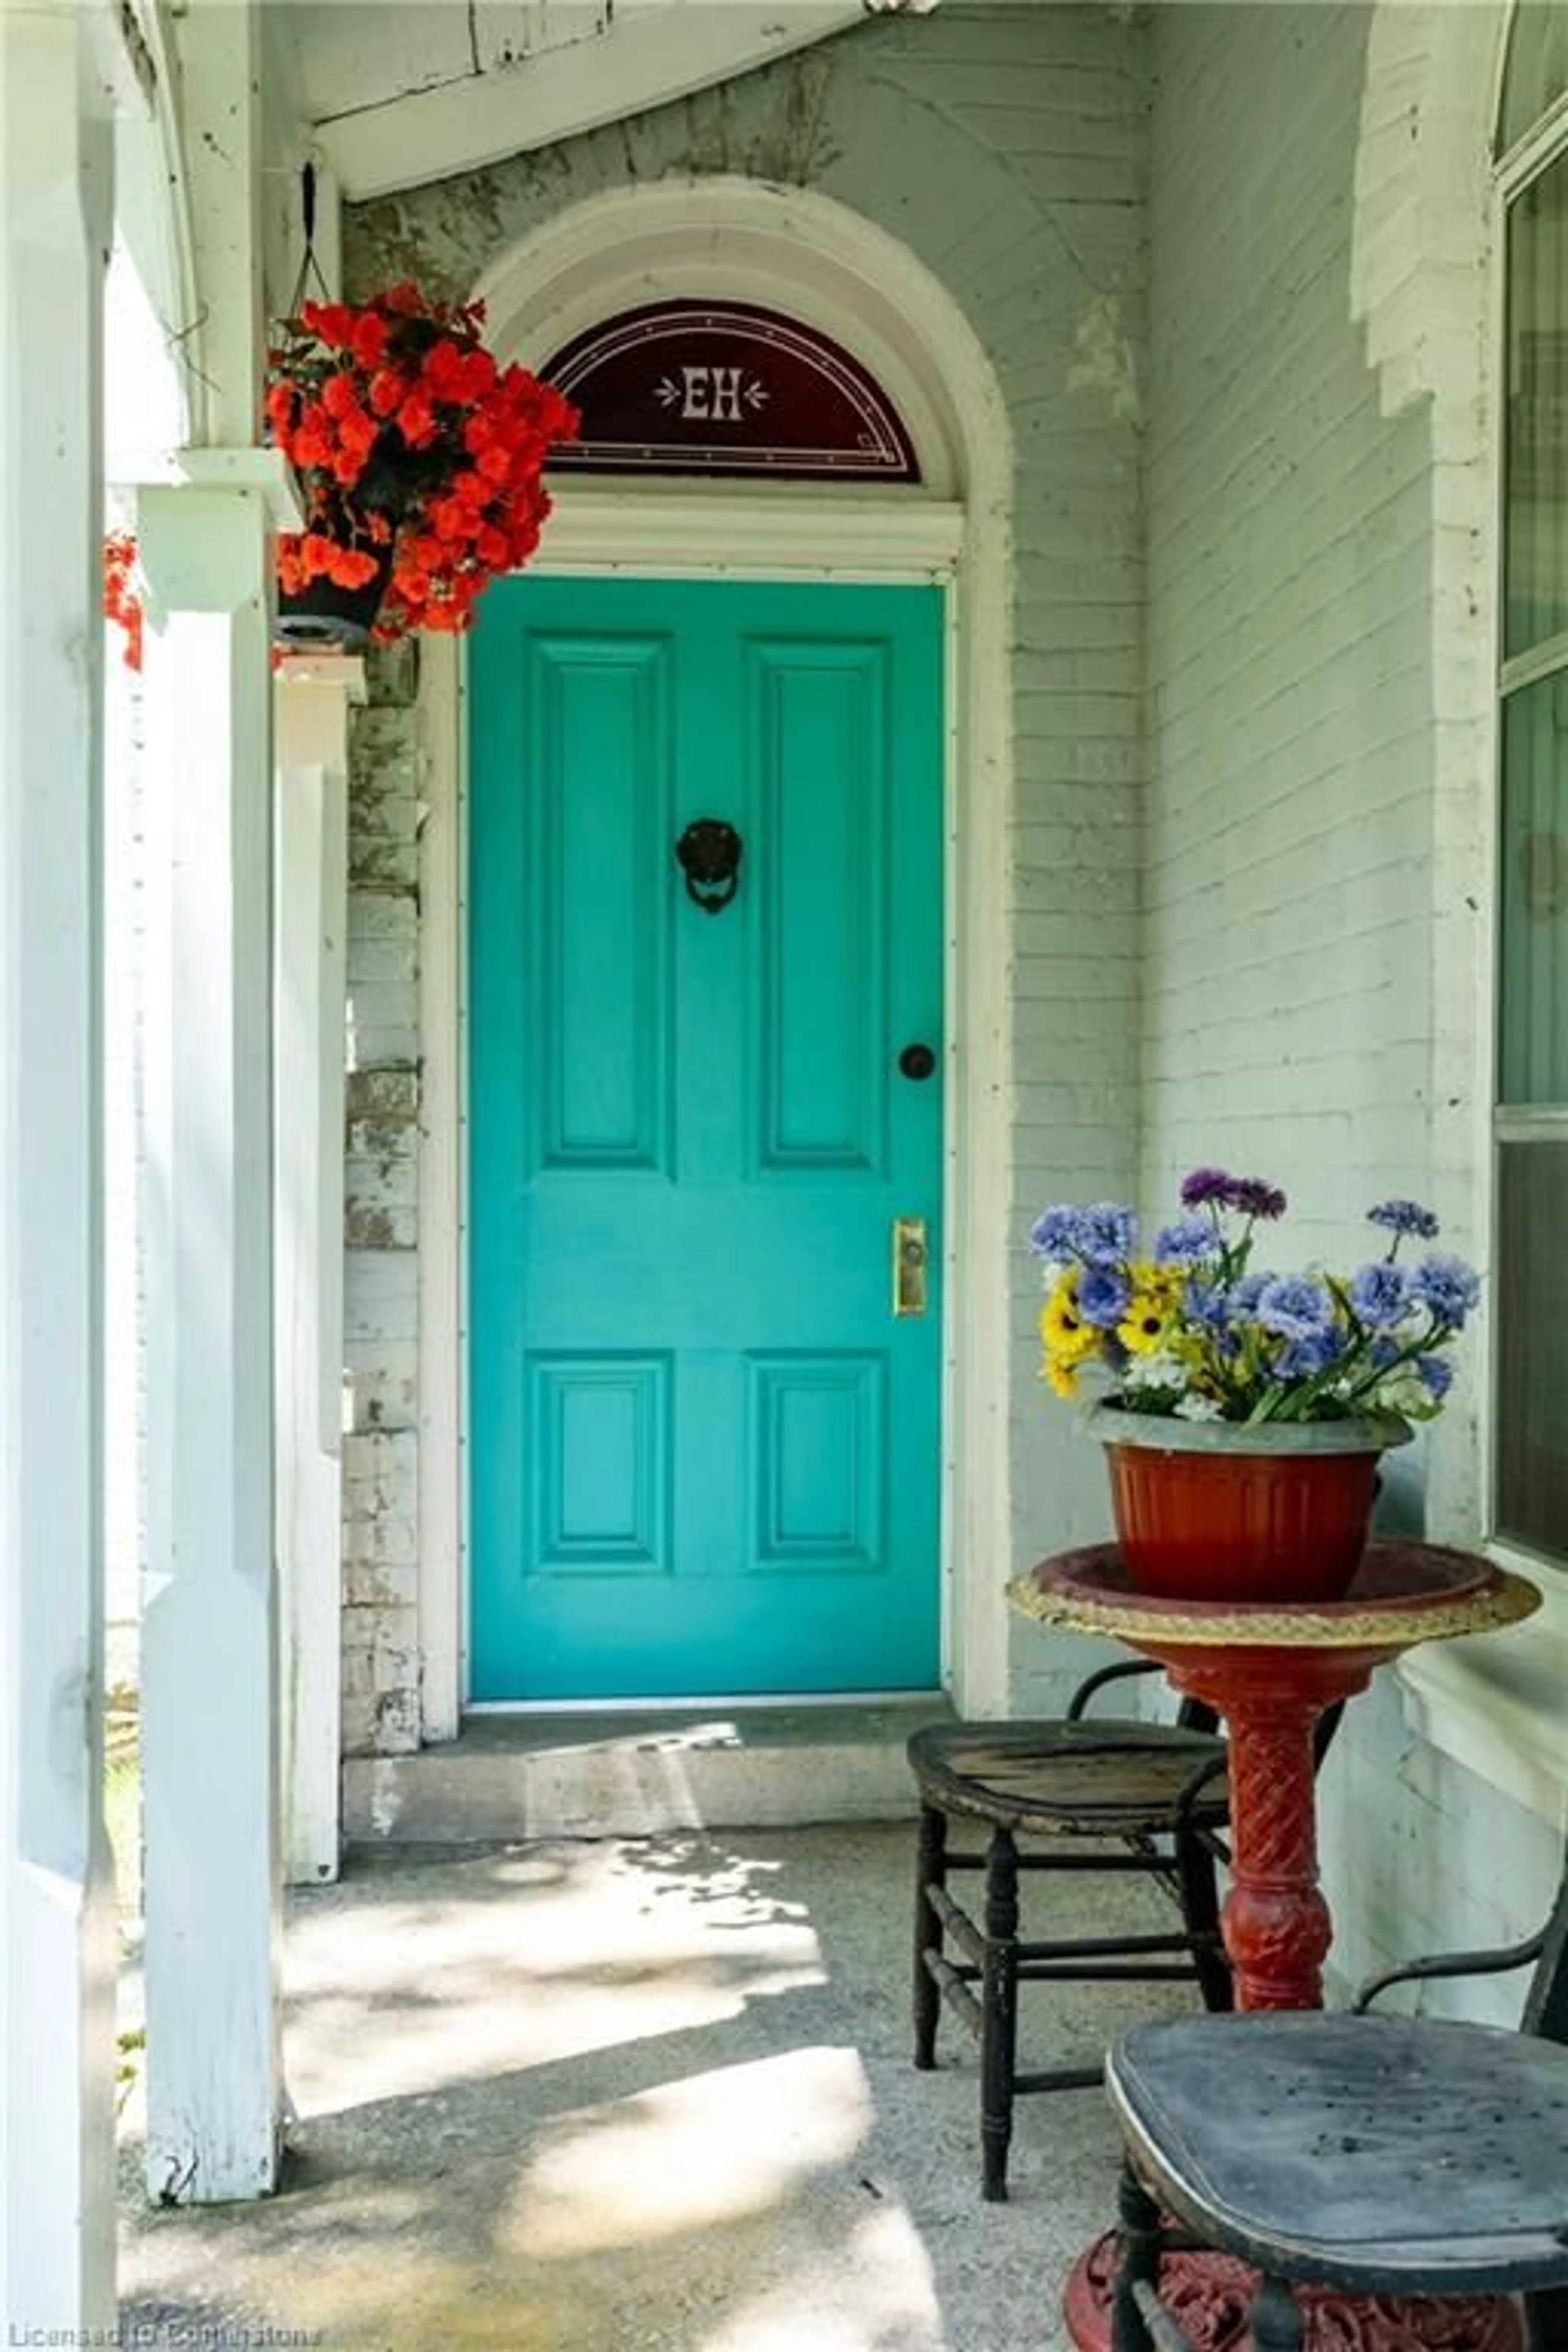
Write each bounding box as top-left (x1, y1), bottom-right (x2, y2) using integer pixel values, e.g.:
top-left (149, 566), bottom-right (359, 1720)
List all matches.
top-left (541, 299), bottom-right (920, 483)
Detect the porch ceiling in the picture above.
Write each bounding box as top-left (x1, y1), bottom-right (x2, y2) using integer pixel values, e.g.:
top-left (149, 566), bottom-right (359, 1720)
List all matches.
top-left (278, 0), bottom-right (941, 202)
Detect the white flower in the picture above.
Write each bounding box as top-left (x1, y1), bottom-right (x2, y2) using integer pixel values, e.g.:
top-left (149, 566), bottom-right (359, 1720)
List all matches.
top-left (1173, 1394), bottom-right (1225, 1421)
top-left (1363, 1365), bottom-right (1434, 1419)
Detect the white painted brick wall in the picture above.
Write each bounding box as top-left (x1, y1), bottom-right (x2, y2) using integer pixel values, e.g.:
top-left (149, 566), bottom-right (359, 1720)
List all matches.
top-left (346, 4), bottom-right (1151, 1738)
top-left (1143, 4), bottom-right (1437, 1249)
top-left (1145, 3), bottom-right (1547, 2007)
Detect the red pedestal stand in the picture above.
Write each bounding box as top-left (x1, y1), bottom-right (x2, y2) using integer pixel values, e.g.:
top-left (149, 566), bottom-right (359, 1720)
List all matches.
top-left (1008, 1542), bottom-right (1541, 2352)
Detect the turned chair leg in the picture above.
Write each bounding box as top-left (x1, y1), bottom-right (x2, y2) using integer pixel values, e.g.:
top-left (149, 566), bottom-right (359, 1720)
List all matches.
top-left (913, 1800), bottom-right (947, 2069)
top-left (979, 1822), bottom-right (1020, 2201)
top-left (1525, 2287), bottom-right (1568, 2351)
top-left (1175, 1830), bottom-right (1232, 2013)
top-left (1110, 2159), bottom-right (1163, 2352)
top-left (1251, 2276), bottom-right (1305, 2352)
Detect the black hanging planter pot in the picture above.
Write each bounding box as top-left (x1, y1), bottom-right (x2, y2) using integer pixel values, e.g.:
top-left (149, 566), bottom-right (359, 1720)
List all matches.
top-left (274, 541), bottom-right (395, 654)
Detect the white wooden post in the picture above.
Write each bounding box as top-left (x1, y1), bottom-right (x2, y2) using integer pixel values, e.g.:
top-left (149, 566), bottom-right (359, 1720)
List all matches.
top-left (137, 470), bottom-right (291, 2202)
top-left (0, 0), bottom-right (118, 2328)
top-left (275, 659), bottom-right (362, 1885)
top-left (134, 0), bottom-right (296, 2205)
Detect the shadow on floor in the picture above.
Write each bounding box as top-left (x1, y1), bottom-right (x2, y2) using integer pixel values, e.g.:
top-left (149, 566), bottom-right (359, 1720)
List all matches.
top-left (118, 1822), bottom-right (1200, 2352)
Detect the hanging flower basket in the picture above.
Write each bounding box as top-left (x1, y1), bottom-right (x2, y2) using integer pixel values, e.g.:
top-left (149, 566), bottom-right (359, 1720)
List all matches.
top-left (102, 280), bottom-right (578, 667)
top-left (266, 282), bottom-right (577, 646)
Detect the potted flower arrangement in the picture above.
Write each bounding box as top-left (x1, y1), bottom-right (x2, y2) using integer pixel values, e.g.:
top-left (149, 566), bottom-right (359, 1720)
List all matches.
top-left (103, 280), bottom-right (577, 664)
top-left (1029, 1169), bottom-right (1480, 1602)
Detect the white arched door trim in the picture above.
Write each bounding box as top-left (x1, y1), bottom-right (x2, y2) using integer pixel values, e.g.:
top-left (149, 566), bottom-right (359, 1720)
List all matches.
top-left (419, 176), bottom-right (1017, 1732)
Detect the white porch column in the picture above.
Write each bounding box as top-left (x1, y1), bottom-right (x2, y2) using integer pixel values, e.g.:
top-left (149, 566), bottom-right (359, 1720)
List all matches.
top-left (135, 0), bottom-right (293, 2205)
top-left (275, 659), bottom-right (361, 1886)
top-left (0, 0), bottom-right (118, 2331)
top-left (138, 466), bottom-right (288, 2201)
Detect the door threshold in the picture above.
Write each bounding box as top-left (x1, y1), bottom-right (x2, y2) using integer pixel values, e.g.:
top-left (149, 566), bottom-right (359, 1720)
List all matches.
top-left (465, 1688), bottom-right (949, 1715)
top-left (345, 1692), bottom-right (954, 1840)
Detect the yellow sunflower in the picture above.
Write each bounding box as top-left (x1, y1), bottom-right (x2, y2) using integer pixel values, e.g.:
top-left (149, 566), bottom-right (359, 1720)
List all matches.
top-left (1040, 1272), bottom-right (1100, 1395)
top-left (1116, 1261), bottom-right (1183, 1357)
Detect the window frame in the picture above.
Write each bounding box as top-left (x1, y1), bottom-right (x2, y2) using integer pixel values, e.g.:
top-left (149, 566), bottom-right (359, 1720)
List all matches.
top-left (1488, 87), bottom-right (1568, 1577)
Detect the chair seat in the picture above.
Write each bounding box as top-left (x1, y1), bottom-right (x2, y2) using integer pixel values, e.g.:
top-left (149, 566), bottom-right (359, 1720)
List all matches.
top-left (908, 1719), bottom-right (1228, 1835)
top-left (1109, 2012), bottom-right (1568, 2296)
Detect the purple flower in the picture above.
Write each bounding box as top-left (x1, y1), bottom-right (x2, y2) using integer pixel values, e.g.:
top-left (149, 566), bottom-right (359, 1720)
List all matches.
top-left (1410, 1253), bottom-right (1481, 1330)
top-left (1416, 1355), bottom-right (1454, 1400)
top-left (1075, 1202), bottom-right (1136, 1268)
top-left (1254, 1274), bottom-right (1334, 1340)
top-left (1155, 1214), bottom-right (1215, 1265)
top-left (1368, 1198), bottom-right (1440, 1242)
top-left (1231, 1176), bottom-right (1288, 1220)
top-left (1029, 1206), bottom-right (1085, 1261)
top-left (1180, 1166), bottom-right (1234, 1208)
top-left (1078, 1266), bottom-right (1131, 1329)
top-left (1348, 1261), bottom-right (1413, 1331)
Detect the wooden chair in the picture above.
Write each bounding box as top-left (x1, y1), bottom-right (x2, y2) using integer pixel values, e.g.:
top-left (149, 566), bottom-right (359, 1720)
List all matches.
top-left (908, 1662), bottom-right (1233, 2201)
top-left (1106, 1849), bottom-right (1568, 2351)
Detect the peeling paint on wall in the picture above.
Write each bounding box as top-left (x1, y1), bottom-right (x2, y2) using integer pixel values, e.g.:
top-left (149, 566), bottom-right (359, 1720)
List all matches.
top-left (341, 646), bottom-right (425, 1757)
top-left (679, 56), bottom-right (841, 184)
top-left (1066, 290), bottom-right (1140, 423)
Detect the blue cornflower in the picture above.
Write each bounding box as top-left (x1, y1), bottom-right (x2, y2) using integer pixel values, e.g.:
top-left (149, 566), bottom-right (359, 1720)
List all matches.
top-left (1078, 1266), bottom-right (1131, 1329)
top-left (1410, 1253), bottom-right (1481, 1330)
top-left (1180, 1166), bottom-right (1234, 1208)
top-left (1228, 1272), bottom-right (1271, 1316)
top-left (1231, 1176), bottom-right (1287, 1220)
top-left (1183, 1276), bottom-right (1230, 1327)
top-left (1155, 1214), bottom-right (1215, 1265)
top-left (1368, 1198), bottom-right (1440, 1242)
top-left (1416, 1355), bottom-right (1454, 1400)
top-left (1273, 1328), bottom-right (1340, 1380)
top-left (1075, 1203), bottom-right (1136, 1268)
top-left (1254, 1274), bottom-right (1334, 1340)
top-left (1348, 1261), bottom-right (1413, 1331)
top-left (1029, 1206), bottom-right (1085, 1261)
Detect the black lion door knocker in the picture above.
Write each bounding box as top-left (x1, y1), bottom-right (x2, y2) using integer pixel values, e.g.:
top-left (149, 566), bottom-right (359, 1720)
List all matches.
top-left (675, 817), bottom-right (744, 914)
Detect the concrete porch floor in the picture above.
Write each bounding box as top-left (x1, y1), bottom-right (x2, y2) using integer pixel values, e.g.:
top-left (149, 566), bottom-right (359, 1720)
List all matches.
top-left (117, 1822), bottom-right (1200, 2352)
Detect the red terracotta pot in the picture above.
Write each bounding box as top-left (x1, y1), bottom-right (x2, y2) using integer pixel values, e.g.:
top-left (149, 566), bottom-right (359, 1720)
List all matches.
top-left (1088, 1406), bottom-right (1413, 1604)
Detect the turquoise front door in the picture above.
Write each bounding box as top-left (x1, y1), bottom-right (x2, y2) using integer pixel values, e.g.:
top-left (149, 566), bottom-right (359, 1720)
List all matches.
top-left (468, 575), bottom-right (943, 1699)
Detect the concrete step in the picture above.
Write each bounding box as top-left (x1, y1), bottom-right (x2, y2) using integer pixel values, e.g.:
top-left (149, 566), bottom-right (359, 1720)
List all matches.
top-left (343, 1695), bottom-right (953, 1844)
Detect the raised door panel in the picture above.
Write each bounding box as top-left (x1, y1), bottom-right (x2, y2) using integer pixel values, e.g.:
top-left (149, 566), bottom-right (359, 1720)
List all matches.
top-left (528, 633), bottom-right (672, 1171)
top-left (750, 641), bottom-right (887, 1174)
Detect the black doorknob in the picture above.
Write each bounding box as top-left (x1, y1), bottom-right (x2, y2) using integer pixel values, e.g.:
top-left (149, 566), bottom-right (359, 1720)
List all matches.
top-left (898, 1042), bottom-right (937, 1081)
